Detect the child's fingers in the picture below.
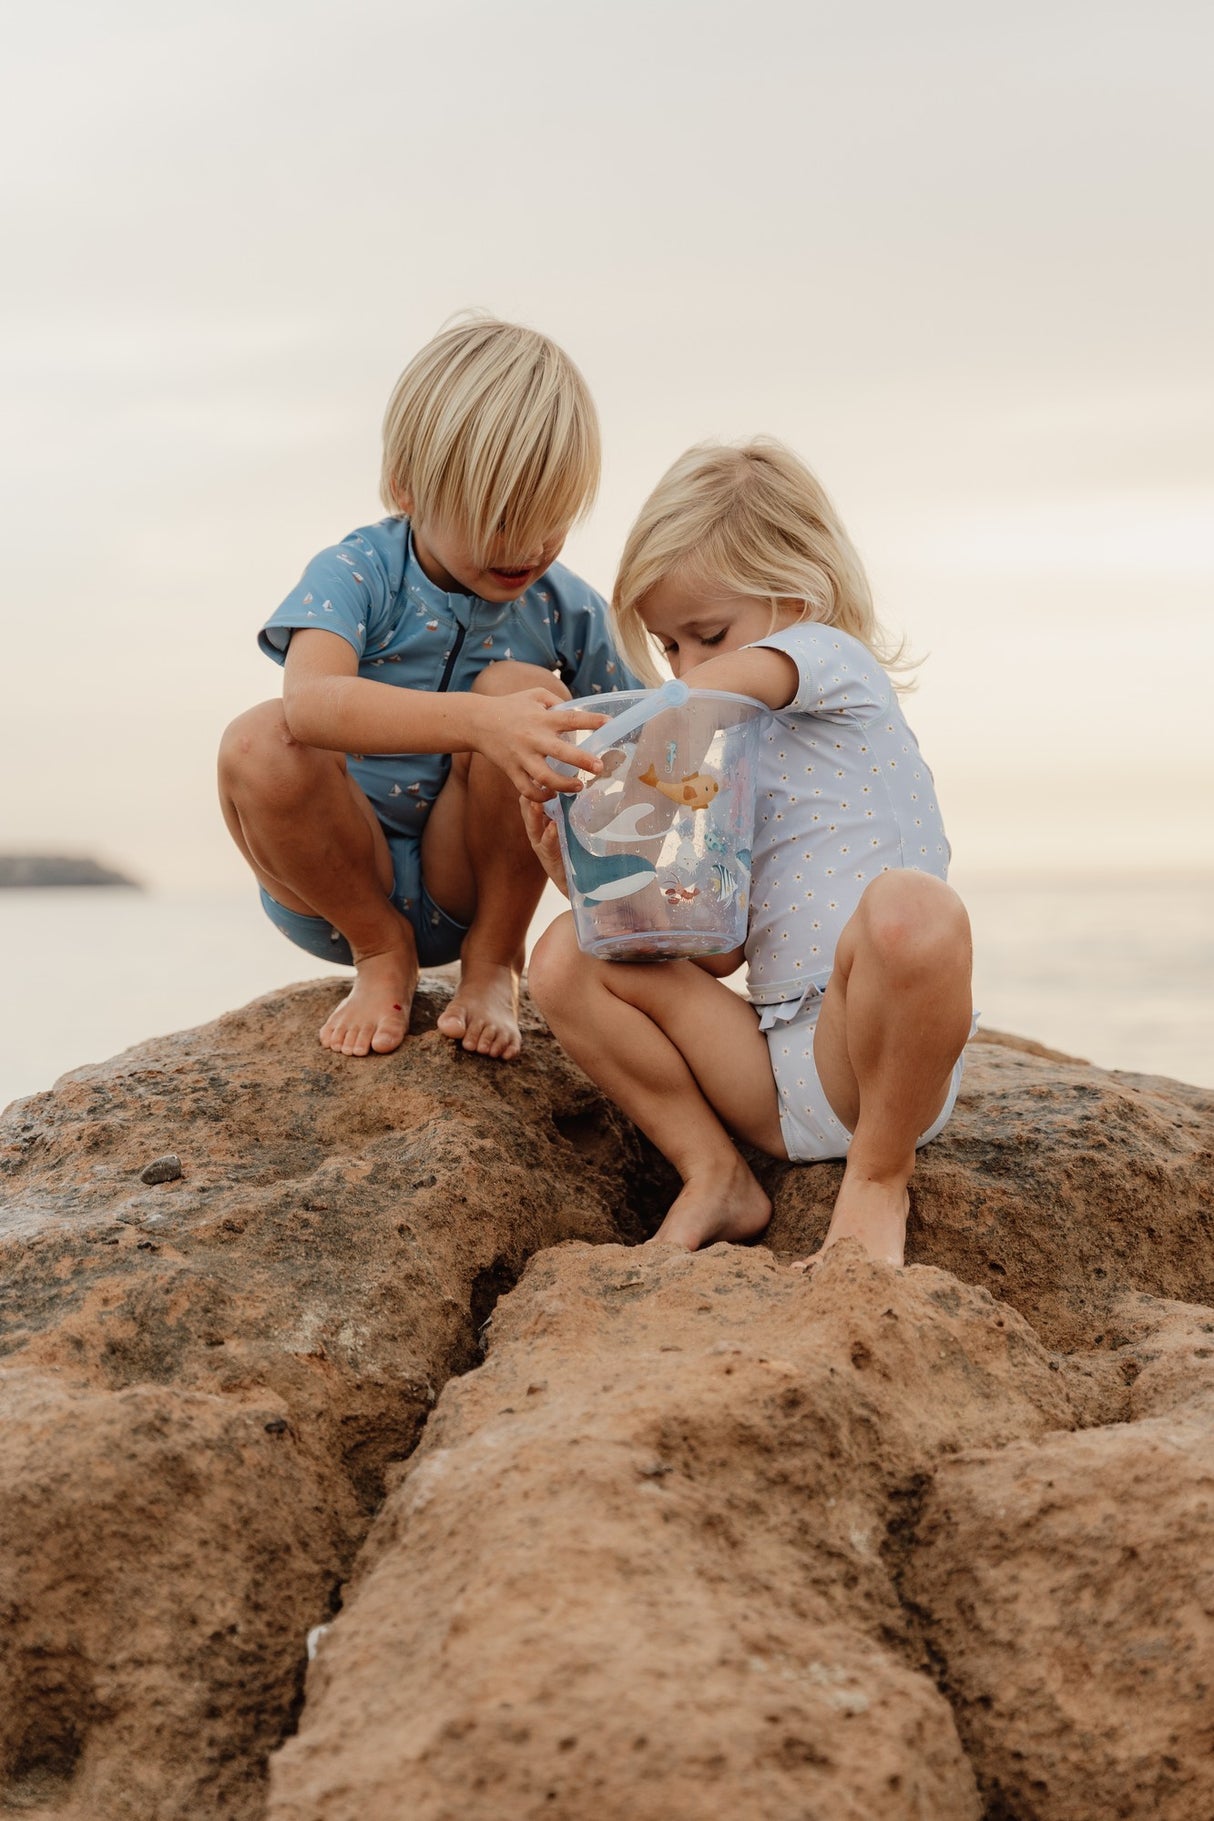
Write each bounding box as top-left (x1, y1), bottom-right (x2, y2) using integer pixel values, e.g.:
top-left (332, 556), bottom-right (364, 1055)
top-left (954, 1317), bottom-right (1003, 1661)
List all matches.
top-left (519, 797), bottom-right (549, 843)
top-left (541, 735), bottom-right (603, 779)
top-left (537, 702), bottom-right (610, 750)
top-left (519, 796), bottom-right (571, 895)
top-left (529, 759), bottom-right (589, 794)
top-left (545, 706), bottom-right (611, 736)
top-left (542, 699), bottom-right (609, 723)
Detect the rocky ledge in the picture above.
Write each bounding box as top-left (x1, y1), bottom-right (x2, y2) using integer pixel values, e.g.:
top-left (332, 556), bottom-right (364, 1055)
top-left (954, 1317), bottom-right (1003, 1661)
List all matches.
top-left (0, 978), bottom-right (1211, 1820)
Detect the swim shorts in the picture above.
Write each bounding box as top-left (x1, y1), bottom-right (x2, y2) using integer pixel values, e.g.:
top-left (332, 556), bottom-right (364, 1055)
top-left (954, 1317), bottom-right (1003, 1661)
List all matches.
top-left (258, 826), bottom-right (468, 969)
top-left (762, 993), bottom-right (977, 1164)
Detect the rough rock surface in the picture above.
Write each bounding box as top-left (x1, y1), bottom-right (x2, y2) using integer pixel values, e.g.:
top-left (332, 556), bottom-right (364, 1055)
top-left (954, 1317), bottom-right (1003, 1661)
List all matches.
top-left (0, 981), bottom-right (649, 1820)
top-left (1, 976), bottom-right (1211, 1820)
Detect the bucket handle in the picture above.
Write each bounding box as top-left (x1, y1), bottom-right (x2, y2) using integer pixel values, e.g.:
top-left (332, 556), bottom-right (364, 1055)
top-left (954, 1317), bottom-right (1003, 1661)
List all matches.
top-left (543, 678), bottom-right (690, 818)
top-left (580, 677), bottom-right (689, 759)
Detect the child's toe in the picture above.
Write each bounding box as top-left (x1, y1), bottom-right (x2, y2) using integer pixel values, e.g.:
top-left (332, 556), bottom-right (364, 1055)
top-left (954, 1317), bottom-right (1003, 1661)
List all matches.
top-left (370, 1012), bottom-right (407, 1054)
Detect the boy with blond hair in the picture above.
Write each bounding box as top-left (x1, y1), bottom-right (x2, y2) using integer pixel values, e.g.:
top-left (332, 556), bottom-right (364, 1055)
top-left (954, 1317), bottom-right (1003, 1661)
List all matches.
top-left (219, 318), bottom-right (636, 1062)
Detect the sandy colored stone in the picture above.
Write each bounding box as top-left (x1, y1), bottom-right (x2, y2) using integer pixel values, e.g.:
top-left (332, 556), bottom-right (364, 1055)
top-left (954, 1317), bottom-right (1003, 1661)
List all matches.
top-left (0, 979), bottom-right (648, 1819)
top-left (905, 1405), bottom-right (1214, 1820)
top-left (0, 981), bottom-right (1211, 1819)
top-left (0, 1372), bottom-right (351, 1820)
top-left (267, 1241), bottom-right (1075, 1820)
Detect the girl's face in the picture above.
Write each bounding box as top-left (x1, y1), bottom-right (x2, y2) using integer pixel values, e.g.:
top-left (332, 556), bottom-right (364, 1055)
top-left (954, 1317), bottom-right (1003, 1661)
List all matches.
top-left (639, 574), bottom-right (799, 678)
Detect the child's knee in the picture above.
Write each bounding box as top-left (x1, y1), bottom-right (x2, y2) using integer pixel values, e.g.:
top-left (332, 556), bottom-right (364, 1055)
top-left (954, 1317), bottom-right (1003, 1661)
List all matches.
top-left (470, 660), bottom-right (570, 699)
top-left (857, 872), bottom-right (971, 981)
top-left (526, 912), bottom-right (582, 1009)
top-left (218, 701), bottom-right (316, 800)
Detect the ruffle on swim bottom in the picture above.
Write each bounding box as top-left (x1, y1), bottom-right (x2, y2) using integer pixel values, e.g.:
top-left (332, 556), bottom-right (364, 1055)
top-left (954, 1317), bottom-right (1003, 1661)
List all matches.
top-left (750, 974), bottom-right (829, 1033)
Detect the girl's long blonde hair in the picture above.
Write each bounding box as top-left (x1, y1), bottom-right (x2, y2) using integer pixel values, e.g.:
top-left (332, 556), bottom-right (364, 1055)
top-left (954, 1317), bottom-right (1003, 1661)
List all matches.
top-left (612, 438), bottom-right (910, 686)
top-left (380, 315), bottom-right (600, 566)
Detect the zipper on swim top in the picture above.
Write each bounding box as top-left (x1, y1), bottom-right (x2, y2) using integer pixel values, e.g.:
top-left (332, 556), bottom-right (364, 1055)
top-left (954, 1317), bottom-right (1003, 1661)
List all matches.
top-left (437, 623), bottom-right (468, 692)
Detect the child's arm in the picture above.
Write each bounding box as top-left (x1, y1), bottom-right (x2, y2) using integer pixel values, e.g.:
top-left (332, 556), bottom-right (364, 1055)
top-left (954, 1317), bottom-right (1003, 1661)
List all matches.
top-left (666, 646), bottom-right (796, 978)
top-left (282, 629), bottom-right (607, 797)
top-left (693, 947), bottom-right (746, 976)
top-left (677, 645), bottom-right (799, 710)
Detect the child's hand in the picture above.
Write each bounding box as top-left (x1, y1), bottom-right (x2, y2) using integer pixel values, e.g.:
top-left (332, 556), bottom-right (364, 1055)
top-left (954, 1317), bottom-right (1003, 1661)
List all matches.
top-left (520, 797), bottom-right (571, 896)
top-left (479, 690), bottom-right (608, 799)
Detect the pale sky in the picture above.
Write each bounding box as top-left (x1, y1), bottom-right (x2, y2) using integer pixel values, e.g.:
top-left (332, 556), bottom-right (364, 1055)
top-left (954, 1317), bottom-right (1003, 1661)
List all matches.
top-left (3, 0), bottom-right (1211, 888)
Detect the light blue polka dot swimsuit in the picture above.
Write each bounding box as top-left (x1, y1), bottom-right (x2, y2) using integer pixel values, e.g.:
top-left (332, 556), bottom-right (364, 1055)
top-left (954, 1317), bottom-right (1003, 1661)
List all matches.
top-left (743, 623), bottom-right (966, 1162)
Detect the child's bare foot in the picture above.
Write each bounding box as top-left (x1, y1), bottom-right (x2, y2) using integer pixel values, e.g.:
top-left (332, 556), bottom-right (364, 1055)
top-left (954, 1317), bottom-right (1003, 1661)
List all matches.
top-left (790, 1175), bottom-right (910, 1273)
top-left (319, 942), bottom-right (418, 1057)
top-left (436, 958), bottom-right (523, 1060)
top-left (646, 1154), bottom-right (772, 1251)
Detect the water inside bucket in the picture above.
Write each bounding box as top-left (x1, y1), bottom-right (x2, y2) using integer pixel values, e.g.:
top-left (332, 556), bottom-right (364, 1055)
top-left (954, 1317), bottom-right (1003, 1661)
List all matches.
top-left (547, 688), bottom-right (768, 960)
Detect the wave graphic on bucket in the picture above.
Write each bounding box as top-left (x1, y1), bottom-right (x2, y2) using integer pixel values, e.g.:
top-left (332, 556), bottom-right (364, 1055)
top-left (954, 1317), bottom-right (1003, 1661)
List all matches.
top-left (544, 683), bottom-right (769, 961)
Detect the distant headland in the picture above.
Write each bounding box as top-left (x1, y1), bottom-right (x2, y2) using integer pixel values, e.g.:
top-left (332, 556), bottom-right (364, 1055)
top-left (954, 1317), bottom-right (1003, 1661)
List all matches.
top-left (0, 854), bottom-right (141, 889)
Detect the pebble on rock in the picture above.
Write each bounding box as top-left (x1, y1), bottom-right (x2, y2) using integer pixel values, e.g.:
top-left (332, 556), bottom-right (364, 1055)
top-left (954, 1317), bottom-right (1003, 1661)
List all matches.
top-left (140, 1154), bottom-right (183, 1186)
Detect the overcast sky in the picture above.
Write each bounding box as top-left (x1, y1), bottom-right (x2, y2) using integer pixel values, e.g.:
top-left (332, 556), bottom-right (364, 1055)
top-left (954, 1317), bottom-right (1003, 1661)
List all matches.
top-left (3, 0), bottom-right (1211, 889)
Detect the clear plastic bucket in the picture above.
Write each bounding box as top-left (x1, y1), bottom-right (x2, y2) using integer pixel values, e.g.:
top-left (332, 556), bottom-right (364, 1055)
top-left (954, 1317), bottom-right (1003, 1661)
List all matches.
top-left (546, 688), bottom-right (768, 961)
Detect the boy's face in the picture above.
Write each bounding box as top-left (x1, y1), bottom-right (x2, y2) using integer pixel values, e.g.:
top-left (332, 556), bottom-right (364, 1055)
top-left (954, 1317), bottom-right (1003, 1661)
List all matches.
top-left (404, 497), bottom-right (568, 602)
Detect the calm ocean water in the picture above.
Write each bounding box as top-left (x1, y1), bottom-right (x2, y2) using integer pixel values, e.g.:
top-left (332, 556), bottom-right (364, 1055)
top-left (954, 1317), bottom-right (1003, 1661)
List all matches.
top-left (0, 874), bottom-right (1211, 1115)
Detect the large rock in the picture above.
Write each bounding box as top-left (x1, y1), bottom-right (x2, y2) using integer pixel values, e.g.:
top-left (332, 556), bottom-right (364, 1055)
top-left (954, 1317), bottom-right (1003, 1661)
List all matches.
top-left (1, 978), bottom-right (1211, 1819)
top-left (906, 1377), bottom-right (1214, 1821)
top-left (0, 981), bottom-right (648, 1820)
top-left (267, 1242), bottom-right (1069, 1821)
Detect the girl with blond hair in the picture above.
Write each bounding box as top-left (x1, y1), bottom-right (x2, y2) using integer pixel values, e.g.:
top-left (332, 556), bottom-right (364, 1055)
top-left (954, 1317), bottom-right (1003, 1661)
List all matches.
top-left (526, 440), bottom-right (974, 1268)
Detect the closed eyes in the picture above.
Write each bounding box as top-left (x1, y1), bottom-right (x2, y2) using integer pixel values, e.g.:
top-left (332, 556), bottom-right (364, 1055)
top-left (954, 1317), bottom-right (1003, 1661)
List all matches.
top-left (657, 628), bottom-right (728, 655)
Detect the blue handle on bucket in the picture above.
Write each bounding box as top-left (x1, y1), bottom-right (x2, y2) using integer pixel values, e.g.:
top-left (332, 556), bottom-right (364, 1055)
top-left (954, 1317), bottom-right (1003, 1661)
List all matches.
top-left (580, 677), bottom-right (689, 758)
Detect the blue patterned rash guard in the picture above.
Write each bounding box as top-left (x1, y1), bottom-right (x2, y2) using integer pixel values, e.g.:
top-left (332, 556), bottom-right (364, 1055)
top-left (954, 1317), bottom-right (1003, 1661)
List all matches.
top-left (260, 518), bottom-right (641, 837)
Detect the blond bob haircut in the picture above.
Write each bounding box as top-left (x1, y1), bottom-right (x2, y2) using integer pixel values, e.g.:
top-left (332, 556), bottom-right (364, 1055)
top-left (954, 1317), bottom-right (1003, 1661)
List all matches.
top-left (612, 439), bottom-right (909, 687)
top-left (380, 317), bottom-right (600, 566)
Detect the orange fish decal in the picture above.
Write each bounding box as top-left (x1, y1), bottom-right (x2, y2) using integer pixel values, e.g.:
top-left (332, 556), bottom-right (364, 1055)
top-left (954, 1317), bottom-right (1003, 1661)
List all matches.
top-left (638, 764), bottom-right (720, 812)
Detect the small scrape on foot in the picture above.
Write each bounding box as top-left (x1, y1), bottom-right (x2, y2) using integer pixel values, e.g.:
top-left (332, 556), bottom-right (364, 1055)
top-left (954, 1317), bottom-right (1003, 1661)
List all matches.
top-left (318, 954), bottom-right (416, 1058)
top-left (319, 998), bottom-right (410, 1057)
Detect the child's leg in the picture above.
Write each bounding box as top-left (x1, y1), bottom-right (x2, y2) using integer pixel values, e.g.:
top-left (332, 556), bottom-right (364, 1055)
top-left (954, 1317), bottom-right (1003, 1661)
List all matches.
top-left (218, 702), bottom-right (418, 1057)
top-left (795, 870), bottom-right (973, 1269)
top-left (527, 913), bottom-right (788, 1247)
top-left (420, 661), bottom-right (574, 1062)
